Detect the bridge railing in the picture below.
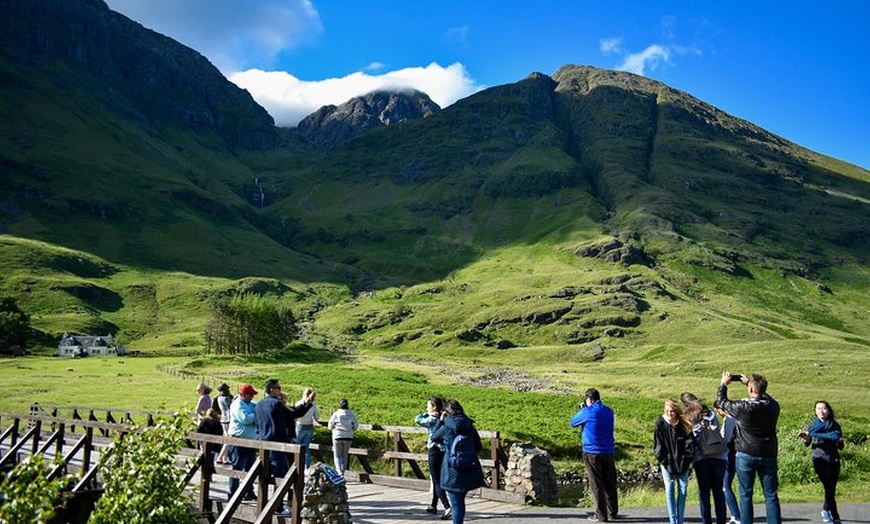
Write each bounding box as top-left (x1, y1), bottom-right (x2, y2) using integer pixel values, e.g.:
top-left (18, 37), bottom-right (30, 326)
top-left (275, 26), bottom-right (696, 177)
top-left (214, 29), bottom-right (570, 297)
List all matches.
top-left (11, 405), bottom-right (520, 507)
top-left (28, 404), bottom-right (513, 495)
top-left (0, 410), bottom-right (309, 523)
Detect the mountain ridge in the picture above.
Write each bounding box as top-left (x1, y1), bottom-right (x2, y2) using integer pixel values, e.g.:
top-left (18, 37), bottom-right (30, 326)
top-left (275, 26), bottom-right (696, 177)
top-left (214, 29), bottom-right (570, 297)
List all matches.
top-left (0, 0), bottom-right (868, 355)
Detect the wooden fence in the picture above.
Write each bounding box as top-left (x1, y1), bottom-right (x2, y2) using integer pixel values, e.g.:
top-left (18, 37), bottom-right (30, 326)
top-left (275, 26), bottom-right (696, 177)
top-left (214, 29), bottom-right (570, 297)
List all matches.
top-left (1, 405), bottom-right (518, 523)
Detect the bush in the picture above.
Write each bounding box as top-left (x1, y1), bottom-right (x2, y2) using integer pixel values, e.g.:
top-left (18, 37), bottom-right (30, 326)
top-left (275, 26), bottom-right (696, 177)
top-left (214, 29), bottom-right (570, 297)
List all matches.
top-left (89, 416), bottom-right (198, 524)
top-left (0, 454), bottom-right (70, 523)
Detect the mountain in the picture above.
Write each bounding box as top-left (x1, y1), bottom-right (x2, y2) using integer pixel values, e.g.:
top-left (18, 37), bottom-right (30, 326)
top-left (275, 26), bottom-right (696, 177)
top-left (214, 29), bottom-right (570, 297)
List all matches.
top-left (0, 0), bottom-right (868, 354)
top-left (298, 90), bottom-right (440, 151)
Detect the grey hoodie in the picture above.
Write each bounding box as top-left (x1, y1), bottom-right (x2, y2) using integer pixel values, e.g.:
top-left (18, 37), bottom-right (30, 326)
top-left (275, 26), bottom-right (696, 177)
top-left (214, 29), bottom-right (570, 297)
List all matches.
top-left (328, 408), bottom-right (359, 439)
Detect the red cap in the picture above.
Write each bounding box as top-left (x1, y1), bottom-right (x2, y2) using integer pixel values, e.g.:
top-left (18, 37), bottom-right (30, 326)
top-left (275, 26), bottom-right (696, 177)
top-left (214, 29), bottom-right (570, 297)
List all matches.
top-left (239, 384), bottom-right (258, 396)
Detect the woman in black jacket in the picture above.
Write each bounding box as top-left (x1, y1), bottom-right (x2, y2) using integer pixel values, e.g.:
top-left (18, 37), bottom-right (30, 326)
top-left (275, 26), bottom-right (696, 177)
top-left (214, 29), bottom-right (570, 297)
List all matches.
top-left (798, 400), bottom-right (843, 524)
top-left (654, 399), bottom-right (694, 524)
top-left (431, 399), bottom-right (486, 523)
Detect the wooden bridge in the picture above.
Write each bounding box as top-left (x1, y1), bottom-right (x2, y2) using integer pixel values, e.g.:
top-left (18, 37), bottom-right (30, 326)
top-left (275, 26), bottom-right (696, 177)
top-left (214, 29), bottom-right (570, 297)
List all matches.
top-left (1, 405), bottom-right (526, 523)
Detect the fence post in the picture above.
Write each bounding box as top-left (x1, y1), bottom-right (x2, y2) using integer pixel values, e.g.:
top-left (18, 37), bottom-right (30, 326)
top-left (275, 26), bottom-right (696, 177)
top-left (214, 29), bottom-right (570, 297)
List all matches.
top-left (393, 431), bottom-right (403, 477)
top-left (490, 432), bottom-right (501, 490)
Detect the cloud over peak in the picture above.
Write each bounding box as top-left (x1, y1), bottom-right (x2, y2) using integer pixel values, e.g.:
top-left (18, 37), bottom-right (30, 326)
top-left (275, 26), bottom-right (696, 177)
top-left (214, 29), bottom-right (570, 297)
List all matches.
top-left (230, 62), bottom-right (483, 127)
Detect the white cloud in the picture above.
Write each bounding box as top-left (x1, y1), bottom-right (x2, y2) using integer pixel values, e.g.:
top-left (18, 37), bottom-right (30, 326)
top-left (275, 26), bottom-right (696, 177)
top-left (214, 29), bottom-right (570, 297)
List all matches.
top-left (230, 62), bottom-right (484, 127)
top-left (103, 0), bottom-right (322, 72)
top-left (599, 37), bottom-right (623, 55)
top-left (617, 44), bottom-right (671, 75)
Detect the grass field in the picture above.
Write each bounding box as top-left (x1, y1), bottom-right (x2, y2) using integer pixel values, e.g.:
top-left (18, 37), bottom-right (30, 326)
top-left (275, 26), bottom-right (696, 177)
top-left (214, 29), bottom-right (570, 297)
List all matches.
top-left (2, 339), bottom-right (867, 505)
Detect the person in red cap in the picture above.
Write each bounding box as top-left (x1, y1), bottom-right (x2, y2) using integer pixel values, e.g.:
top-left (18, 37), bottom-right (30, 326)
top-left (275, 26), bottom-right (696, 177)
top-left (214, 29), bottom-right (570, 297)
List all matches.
top-left (228, 383), bottom-right (258, 500)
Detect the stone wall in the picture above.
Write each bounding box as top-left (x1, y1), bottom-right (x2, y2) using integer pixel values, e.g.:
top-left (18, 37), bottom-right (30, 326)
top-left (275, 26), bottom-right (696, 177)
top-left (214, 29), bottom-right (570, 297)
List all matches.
top-left (503, 442), bottom-right (558, 502)
top-left (300, 464), bottom-right (352, 524)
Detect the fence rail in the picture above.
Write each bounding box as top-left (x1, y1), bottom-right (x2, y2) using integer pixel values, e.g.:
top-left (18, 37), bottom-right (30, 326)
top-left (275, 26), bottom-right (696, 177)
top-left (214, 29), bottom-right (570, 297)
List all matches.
top-left (1, 405), bottom-right (519, 523)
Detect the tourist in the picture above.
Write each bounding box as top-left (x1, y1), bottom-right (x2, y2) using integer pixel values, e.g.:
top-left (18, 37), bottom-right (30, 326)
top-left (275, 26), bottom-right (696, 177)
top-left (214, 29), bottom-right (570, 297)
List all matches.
top-left (255, 378), bottom-right (313, 517)
top-left (294, 387), bottom-right (320, 468)
top-left (196, 408), bottom-right (224, 466)
top-left (715, 407), bottom-right (741, 524)
top-left (653, 399), bottom-right (693, 524)
top-left (227, 383), bottom-right (258, 501)
top-left (716, 372), bottom-right (781, 524)
top-left (798, 400), bottom-right (843, 524)
top-left (327, 398), bottom-right (359, 475)
top-left (215, 382), bottom-right (233, 464)
top-left (684, 396), bottom-right (727, 524)
top-left (431, 399), bottom-right (485, 523)
top-left (570, 388), bottom-right (619, 522)
top-left (194, 382), bottom-right (212, 417)
top-left (415, 396), bottom-right (450, 515)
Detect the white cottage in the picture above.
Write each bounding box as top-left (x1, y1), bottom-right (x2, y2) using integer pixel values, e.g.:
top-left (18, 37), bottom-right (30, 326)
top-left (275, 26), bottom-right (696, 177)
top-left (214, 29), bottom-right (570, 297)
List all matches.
top-left (57, 333), bottom-right (122, 358)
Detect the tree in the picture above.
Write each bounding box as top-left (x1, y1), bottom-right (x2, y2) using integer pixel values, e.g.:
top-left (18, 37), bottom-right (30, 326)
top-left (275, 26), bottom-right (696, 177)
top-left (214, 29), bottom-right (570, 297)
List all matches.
top-left (0, 295), bottom-right (30, 353)
top-left (204, 293), bottom-right (298, 355)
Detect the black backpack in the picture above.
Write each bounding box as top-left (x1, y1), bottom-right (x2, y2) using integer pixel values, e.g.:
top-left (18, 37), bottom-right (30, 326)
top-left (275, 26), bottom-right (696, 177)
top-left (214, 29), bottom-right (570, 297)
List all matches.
top-left (698, 418), bottom-right (727, 458)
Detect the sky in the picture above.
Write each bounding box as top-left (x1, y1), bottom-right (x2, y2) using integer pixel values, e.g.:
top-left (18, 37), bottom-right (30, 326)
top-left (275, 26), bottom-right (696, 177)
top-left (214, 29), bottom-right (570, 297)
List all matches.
top-left (103, 1), bottom-right (870, 169)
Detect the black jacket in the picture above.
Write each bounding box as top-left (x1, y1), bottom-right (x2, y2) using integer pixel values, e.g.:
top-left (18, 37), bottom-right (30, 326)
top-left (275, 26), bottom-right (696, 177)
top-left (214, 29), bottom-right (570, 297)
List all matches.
top-left (717, 384), bottom-right (780, 457)
top-left (653, 416), bottom-right (694, 474)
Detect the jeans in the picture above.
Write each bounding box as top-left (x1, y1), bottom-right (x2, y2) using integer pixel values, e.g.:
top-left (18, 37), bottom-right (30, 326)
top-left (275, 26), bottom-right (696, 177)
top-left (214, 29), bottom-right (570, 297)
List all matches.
top-left (446, 490), bottom-right (467, 524)
top-left (723, 451), bottom-right (740, 519)
top-left (735, 452), bottom-right (781, 524)
top-left (295, 426), bottom-right (315, 468)
top-left (228, 445), bottom-right (256, 499)
top-left (661, 465), bottom-right (689, 524)
top-left (695, 458), bottom-right (727, 524)
top-left (333, 438), bottom-right (352, 474)
top-left (813, 457), bottom-right (840, 520)
top-left (270, 450), bottom-right (289, 478)
top-left (428, 446), bottom-right (450, 509)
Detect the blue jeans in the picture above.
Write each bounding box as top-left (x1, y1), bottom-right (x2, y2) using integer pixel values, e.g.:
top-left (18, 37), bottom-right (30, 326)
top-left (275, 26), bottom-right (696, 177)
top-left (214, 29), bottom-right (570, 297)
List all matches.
top-left (228, 445), bottom-right (256, 499)
top-left (661, 465), bottom-right (689, 524)
top-left (735, 452), bottom-right (781, 524)
top-left (446, 490), bottom-right (467, 524)
top-left (695, 458), bottom-right (727, 524)
top-left (723, 451), bottom-right (740, 519)
top-left (295, 426), bottom-right (315, 467)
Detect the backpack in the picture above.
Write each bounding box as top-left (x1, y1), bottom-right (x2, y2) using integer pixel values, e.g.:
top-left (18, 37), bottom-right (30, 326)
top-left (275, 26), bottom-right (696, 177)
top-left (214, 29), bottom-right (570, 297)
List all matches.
top-left (698, 418), bottom-right (727, 458)
top-left (448, 433), bottom-right (480, 472)
top-left (211, 395), bottom-right (221, 416)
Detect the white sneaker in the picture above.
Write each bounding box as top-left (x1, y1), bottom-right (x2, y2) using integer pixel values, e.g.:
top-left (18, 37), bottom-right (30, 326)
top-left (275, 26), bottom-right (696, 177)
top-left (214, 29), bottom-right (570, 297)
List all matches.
top-left (821, 510), bottom-right (833, 523)
top-left (727, 516), bottom-right (740, 524)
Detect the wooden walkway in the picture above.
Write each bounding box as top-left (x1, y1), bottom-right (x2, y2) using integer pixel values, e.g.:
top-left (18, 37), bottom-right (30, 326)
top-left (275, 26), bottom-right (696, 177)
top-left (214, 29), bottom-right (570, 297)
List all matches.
top-left (343, 482), bottom-right (526, 524)
top-left (205, 479), bottom-right (529, 523)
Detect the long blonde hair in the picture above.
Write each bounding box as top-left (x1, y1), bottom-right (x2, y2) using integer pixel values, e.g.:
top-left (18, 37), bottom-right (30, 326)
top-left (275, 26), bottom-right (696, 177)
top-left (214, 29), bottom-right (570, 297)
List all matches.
top-left (665, 399), bottom-right (692, 433)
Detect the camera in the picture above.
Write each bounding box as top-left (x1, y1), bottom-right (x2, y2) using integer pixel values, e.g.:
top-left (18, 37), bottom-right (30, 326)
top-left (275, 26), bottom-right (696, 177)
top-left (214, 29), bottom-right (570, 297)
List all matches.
top-left (729, 374), bottom-right (743, 382)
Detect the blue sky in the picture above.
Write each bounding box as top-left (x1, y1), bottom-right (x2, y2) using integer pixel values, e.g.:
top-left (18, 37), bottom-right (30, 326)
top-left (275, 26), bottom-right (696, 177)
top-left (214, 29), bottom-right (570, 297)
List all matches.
top-left (104, 1), bottom-right (869, 169)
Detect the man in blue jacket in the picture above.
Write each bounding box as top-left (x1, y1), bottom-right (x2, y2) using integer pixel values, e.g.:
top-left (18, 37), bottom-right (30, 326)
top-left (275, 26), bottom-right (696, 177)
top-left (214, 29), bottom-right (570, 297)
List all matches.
top-left (571, 388), bottom-right (619, 522)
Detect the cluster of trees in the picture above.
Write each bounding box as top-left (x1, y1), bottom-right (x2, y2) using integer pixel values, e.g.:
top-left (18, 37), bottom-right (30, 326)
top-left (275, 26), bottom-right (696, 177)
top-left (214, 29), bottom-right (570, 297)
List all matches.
top-left (204, 293), bottom-right (298, 355)
top-left (0, 296), bottom-right (30, 355)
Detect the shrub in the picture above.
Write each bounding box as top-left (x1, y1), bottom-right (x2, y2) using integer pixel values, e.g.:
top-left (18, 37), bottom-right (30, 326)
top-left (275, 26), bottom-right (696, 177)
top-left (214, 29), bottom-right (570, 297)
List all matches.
top-left (89, 416), bottom-right (198, 524)
top-left (0, 454), bottom-right (70, 523)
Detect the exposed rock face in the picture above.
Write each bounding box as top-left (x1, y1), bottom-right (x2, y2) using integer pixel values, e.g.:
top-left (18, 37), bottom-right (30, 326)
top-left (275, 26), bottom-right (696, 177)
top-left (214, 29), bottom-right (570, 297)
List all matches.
top-left (504, 442), bottom-right (558, 502)
top-left (298, 90), bottom-right (440, 150)
top-left (0, 0), bottom-right (278, 150)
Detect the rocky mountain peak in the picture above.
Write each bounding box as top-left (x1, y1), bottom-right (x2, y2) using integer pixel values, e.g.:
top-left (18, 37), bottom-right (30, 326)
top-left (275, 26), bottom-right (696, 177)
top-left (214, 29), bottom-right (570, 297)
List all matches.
top-left (296, 89), bottom-right (440, 151)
